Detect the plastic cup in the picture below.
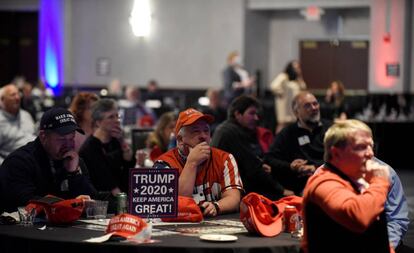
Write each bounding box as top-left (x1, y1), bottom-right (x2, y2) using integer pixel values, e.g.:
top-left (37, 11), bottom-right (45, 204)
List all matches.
top-left (84, 200), bottom-right (95, 219)
top-left (135, 149), bottom-right (149, 167)
top-left (94, 200), bottom-right (108, 219)
top-left (17, 206), bottom-right (35, 226)
top-left (84, 200), bottom-right (108, 219)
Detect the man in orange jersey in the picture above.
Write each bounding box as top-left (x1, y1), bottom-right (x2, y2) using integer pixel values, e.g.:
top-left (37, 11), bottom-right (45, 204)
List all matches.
top-left (153, 108), bottom-right (243, 217)
top-left (302, 119), bottom-right (393, 253)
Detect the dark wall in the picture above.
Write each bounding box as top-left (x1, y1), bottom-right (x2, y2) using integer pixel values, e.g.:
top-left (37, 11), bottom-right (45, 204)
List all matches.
top-left (0, 11), bottom-right (38, 85)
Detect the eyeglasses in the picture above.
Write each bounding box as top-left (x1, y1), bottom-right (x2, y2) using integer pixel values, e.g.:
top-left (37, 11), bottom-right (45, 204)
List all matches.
top-left (103, 113), bottom-right (121, 121)
top-left (302, 101), bottom-right (319, 110)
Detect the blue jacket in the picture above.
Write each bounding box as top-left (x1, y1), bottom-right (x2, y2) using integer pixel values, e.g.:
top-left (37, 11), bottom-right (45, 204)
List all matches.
top-left (382, 161), bottom-right (410, 248)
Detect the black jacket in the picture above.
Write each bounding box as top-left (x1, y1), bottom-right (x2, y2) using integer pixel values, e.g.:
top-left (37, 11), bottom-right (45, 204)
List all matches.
top-left (79, 135), bottom-right (135, 193)
top-left (0, 138), bottom-right (97, 212)
top-left (211, 119), bottom-right (284, 200)
top-left (264, 120), bottom-right (331, 194)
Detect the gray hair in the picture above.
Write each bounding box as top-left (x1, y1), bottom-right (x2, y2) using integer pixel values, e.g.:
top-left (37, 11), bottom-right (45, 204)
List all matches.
top-left (176, 124), bottom-right (211, 147)
top-left (177, 125), bottom-right (188, 138)
top-left (175, 126), bottom-right (187, 146)
top-left (176, 123), bottom-right (210, 138)
top-left (91, 98), bottom-right (118, 123)
top-left (291, 91), bottom-right (316, 113)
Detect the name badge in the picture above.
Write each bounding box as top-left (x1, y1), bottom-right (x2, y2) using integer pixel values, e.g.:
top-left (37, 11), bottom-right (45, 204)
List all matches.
top-left (298, 135), bottom-right (310, 146)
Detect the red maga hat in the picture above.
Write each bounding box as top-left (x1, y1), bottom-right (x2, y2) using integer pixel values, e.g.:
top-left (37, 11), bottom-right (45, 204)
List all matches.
top-left (174, 108), bottom-right (214, 136)
top-left (240, 193), bottom-right (302, 237)
top-left (106, 213), bottom-right (149, 240)
top-left (29, 196), bottom-right (84, 224)
top-left (161, 196), bottom-right (203, 222)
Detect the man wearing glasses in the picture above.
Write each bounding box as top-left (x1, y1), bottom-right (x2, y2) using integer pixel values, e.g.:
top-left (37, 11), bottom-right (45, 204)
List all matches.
top-left (264, 91), bottom-right (331, 195)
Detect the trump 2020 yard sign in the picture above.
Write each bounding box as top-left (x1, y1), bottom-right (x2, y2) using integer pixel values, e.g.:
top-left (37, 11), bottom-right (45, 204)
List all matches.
top-left (129, 168), bottom-right (178, 218)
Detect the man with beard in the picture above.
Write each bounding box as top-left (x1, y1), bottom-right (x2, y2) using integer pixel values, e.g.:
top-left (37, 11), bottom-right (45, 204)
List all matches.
top-left (266, 92), bottom-right (409, 250)
top-left (154, 108), bottom-right (243, 217)
top-left (211, 95), bottom-right (293, 200)
top-left (264, 91), bottom-right (332, 195)
top-left (0, 107), bottom-right (97, 212)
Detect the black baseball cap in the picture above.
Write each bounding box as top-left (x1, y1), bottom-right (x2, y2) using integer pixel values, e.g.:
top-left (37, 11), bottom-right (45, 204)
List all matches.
top-left (40, 107), bottom-right (85, 135)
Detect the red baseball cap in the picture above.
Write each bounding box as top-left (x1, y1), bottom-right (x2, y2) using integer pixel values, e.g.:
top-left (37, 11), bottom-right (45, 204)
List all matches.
top-left (46, 199), bottom-right (84, 224)
top-left (161, 196), bottom-right (203, 222)
top-left (273, 195), bottom-right (302, 215)
top-left (139, 115), bottom-right (155, 127)
top-left (106, 213), bottom-right (150, 240)
top-left (174, 108), bottom-right (214, 136)
top-left (29, 197), bottom-right (84, 224)
top-left (240, 193), bottom-right (303, 237)
top-left (240, 193), bottom-right (283, 237)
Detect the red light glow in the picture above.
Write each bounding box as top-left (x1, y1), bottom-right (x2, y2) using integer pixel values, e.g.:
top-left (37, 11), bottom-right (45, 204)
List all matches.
top-left (374, 39), bottom-right (398, 88)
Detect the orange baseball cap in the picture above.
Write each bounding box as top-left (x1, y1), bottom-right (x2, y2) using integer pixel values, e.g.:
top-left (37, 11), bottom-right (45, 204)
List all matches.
top-left (46, 198), bottom-right (84, 224)
top-left (174, 108), bottom-right (214, 136)
top-left (273, 195), bottom-right (302, 215)
top-left (240, 193), bottom-right (283, 237)
top-left (240, 193), bottom-right (303, 237)
top-left (29, 195), bottom-right (85, 224)
top-left (161, 196), bottom-right (203, 222)
top-left (106, 213), bottom-right (150, 241)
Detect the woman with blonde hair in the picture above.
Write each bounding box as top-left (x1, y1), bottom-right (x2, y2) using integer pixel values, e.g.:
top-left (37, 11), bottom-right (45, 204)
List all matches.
top-left (270, 60), bottom-right (307, 133)
top-left (146, 111), bottom-right (177, 160)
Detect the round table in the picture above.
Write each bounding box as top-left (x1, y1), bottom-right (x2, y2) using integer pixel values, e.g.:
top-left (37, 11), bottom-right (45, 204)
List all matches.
top-left (0, 213), bottom-right (301, 253)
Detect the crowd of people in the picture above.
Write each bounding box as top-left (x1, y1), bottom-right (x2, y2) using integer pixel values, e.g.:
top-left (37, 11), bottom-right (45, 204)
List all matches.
top-left (0, 64), bottom-right (410, 253)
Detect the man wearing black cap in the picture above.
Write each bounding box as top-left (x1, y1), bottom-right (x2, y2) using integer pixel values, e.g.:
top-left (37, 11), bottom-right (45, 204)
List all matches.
top-left (0, 107), bottom-right (97, 212)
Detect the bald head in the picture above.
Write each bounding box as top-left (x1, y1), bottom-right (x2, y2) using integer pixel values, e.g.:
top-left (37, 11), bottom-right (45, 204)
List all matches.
top-left (0, 84), bottom-right (21, 115)
top-left (292, 91), bottom-right (321, 130)
top-left (292, 91), bottom-right (314, 111)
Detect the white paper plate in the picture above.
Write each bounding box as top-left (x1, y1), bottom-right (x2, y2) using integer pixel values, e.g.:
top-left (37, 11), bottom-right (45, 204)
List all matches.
top-left (199, 234), bottom-right (238, 242)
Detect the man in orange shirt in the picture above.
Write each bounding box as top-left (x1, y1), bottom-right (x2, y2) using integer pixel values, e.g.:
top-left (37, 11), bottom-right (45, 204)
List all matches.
top-left (154, 108), bottom-right (243, 217)
top-left (302, 119), bottom-right (392, 253)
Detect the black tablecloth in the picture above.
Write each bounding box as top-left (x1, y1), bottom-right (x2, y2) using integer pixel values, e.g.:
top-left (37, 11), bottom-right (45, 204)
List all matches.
top-left (0, 213), bottom-right (301, 253)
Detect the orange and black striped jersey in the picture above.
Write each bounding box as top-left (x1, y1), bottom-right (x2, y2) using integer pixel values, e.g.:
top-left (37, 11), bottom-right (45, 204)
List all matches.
top-left (155, 147), bottom-right (244, 204)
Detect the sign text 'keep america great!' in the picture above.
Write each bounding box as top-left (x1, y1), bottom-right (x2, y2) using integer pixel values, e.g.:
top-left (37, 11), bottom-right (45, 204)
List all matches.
top-left (129, 168), bottom-right (178, 218)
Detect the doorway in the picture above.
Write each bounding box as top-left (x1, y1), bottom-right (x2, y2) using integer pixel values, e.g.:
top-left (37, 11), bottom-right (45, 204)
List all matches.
top-left (300, 40), bottom-right (369, 90)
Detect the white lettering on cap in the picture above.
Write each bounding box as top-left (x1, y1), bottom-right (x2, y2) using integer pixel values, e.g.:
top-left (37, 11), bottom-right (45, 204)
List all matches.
top-left (55, 113), bottom-right (76, 124)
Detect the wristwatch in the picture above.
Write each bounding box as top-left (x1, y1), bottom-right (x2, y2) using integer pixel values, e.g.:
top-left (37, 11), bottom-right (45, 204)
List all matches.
top-left (67, 166), bottom-right (82, 177)
top-left (213, 201), bottom-right (220, 214)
